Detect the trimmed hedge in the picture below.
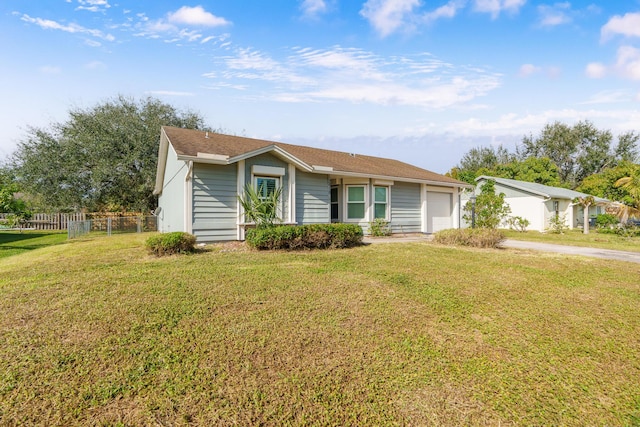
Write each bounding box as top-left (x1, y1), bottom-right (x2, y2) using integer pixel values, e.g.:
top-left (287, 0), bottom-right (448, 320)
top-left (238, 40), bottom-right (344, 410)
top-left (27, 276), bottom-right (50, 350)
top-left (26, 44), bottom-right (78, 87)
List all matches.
top-left (245, 223), bottom-right (363, 250)
top-left (145, 232), bottom-right (197, 256)
top-left (433, 228), bottom-right (505, 248)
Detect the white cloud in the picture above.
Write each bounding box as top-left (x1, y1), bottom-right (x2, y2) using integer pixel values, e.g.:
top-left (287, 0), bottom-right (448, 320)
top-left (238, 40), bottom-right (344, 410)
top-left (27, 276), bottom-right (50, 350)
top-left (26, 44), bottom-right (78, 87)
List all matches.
top-left (601, 12), bottom-right (640, 41)
top-left (473, 0), bottom-right (526, 19)
top-left (84, 60), bottom-right (106, 70)
top-left (579, 90), bottom-right (631, 105)
top-left (20, 14), bottom-right (115, 41)
top-left (300, 0), bottom-right (328, 18)
top-left (585, 62), bottom-right (606, 78)
top-left (587, 46), bottom-right (640, 80)
top-left (207, 46), bottom-right (502, 109)
top-left (76, 0), bottom-right (110, 13)
top-left (167, 6), bottom-right (230, 27)
top-left (360, 0), bottom-right (421, 37)
top-left (537, 2), bottom-right (571, 27)
top-left (422, 0), bottom-right (465, 23)
top-left (145, 91), bottom-right (195, 97)
top-left (518, 63), bottom-right (541, 77)
top-left (40, 65), bottom-right (61, 74)
top-left (613, 45), bottom-right (640, 80)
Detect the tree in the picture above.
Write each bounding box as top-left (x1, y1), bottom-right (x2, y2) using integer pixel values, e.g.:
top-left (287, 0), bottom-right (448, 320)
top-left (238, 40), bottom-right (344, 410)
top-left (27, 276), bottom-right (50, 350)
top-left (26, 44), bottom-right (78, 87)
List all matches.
top-left (572, 195), bottom-right (596, 234)
top-left (478, 157), bottom-right (562, 187)
top-left (447, 145), bottom-right (514, 184)
top-left (0, 167), bottom-right (31, 228)
top-left (518, 120), bottom-right (639, 188)
top-left (10, 96), bottom-right (208, 212)
top-left (613, 172), bottom-right (640, 221)
top-left (577, 161), bottom-right (640, 206)
top-left (463, 180), bottom-right (511, 229)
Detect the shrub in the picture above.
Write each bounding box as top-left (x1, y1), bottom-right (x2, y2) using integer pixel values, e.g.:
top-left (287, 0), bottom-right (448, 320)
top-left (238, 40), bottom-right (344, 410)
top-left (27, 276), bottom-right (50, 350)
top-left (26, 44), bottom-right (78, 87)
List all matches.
top-left (145, 232), bottom-right (197, 256)
top-left (245, 223), bottom-right (363, 250)
top-left (505, 216), bottom-right (530, 232)
top-left (433, 228), bottom-right (505, 248)
top-left (547, 214), bottom-right (568, 234)
top-left (595, 213), bottom-right (619, 230)
top-left (368, 218), bottom-right (391, 237)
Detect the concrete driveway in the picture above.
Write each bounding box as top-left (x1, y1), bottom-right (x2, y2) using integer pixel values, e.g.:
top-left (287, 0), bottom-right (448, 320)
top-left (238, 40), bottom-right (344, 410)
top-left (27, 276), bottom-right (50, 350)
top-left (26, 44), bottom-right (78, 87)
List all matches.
top-left (363, 234), bottom-right (640, 264)
top-left (501, 239), bottom-right (640, 264)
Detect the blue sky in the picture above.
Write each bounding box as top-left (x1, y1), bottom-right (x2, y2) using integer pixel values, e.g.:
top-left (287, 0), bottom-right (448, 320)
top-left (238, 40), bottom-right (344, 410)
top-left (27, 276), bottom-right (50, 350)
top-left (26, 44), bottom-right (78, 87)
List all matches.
top-left (1, 1), bottom-right (640, 173)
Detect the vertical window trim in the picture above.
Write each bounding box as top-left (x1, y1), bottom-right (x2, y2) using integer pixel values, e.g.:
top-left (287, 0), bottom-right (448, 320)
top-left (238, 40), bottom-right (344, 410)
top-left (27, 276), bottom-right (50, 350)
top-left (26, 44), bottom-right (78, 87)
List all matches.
top-left (330, 186), bottom-right (339, 222)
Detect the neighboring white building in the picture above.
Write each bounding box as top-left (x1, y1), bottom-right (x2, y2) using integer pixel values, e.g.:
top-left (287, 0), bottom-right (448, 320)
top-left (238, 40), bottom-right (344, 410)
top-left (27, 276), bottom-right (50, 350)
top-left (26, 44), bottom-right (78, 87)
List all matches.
top-left (464, 176), bottom-right (608, 232)
top-left (153, 126), bottom-right (472, 242)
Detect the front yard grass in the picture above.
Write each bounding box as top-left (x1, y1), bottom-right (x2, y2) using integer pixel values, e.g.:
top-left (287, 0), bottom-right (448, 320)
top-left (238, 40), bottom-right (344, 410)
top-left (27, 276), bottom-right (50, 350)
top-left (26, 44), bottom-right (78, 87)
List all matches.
top-left (0, 230), bottom-right (68, 259)
top-left (503, 228), bottom-right (640, 252)
top-left (1, 234), bottom-right (639, 425)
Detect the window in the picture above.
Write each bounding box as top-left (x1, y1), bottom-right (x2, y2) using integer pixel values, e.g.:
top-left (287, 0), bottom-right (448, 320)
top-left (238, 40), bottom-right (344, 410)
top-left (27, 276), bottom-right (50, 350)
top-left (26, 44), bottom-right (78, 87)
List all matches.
top-left (255, 176), bottom-right (278, 200)
top-left (347, 186), bottom-right (365, 220)
top-left (330, 186), bottom-right (339, 221)
top-left (374, 186), bottom-right (388, 219)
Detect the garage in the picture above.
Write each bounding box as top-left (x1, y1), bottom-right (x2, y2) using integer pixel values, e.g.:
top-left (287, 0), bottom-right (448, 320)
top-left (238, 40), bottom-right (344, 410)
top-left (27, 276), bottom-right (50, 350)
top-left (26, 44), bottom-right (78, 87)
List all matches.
top-left (427, 191), bottom-right (452, 233)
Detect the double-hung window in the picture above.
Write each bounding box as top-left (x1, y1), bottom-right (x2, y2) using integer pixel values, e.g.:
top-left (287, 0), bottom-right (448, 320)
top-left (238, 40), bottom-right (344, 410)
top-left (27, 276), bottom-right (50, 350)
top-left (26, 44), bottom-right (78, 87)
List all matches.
top-left (347, 185), bottom-right (366, 220)
top-left (374, 186), bottom-right (389, 219)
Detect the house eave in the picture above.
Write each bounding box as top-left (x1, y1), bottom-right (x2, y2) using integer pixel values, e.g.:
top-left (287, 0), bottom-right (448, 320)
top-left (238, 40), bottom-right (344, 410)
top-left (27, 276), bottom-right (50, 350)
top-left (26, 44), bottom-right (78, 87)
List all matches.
top-left (326, 170), bottom-right (472, 188)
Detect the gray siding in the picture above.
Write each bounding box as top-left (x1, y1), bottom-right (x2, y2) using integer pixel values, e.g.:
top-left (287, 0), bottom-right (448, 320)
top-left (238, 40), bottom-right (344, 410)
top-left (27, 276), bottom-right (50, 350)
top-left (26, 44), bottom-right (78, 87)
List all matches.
top-left (192, 163), bottom-right (237, 241)
top-left (157, 145), bottom-right (186, 233)
top-left (296, 171), bottom-right (330, 224)
top-left (390, 182), bottom-right (422, 233)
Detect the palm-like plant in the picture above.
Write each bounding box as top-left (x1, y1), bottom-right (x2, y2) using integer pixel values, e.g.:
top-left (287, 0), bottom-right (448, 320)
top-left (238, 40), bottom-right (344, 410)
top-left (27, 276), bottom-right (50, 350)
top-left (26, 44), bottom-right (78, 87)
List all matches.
top-left (572, 195), bottom-right (595, 234)
top-left (613, 174), bottom-right (640, 222)
top-left (238, 183), bottom-right (282, 228)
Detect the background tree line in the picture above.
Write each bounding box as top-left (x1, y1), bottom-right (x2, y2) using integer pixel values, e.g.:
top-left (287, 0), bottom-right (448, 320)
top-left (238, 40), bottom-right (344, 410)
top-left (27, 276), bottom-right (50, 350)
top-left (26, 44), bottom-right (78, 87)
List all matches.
top-left (0, 96), bottom-right (209, 214)
top-left (448, 120), bottom-right (640, 213)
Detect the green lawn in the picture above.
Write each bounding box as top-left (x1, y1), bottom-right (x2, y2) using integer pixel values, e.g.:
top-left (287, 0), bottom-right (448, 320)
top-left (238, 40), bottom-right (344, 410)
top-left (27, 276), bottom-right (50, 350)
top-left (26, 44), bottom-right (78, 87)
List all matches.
top-left (503, 228), bottom-right (640, 252)
top-left (0, 230), bottom-right (68, 259)
top-left (1, 233), bottom-right (639, 425)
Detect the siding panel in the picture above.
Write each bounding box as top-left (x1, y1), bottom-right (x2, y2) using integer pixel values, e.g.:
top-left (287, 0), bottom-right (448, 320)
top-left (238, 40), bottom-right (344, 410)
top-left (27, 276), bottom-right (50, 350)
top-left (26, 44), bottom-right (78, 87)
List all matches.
top-left (192, 163), bottom-right (237, 241)
top-left (390, 182), bottom-right (421, 233)
top-left (296, 171), bottom-right (330, 224)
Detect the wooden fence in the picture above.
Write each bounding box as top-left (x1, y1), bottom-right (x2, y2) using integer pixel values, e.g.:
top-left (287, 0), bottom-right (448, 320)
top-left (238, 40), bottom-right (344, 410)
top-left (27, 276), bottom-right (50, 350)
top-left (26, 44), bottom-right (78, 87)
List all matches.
top-left (0, 212), bottom-right (148, 230)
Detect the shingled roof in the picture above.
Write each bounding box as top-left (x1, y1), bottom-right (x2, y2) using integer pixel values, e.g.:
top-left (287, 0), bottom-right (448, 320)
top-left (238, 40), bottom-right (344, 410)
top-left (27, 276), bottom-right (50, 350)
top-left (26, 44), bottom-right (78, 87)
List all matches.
top-left (162, 126), bottom-right (466, 186)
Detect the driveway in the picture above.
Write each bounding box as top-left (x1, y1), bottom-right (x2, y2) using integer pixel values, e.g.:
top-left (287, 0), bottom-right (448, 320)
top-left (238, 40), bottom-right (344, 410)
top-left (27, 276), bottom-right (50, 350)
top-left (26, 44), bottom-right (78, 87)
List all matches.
top-left (501, 239), bottom-right (640, 263)
top-left (363, 235), bottom-right (640, 264)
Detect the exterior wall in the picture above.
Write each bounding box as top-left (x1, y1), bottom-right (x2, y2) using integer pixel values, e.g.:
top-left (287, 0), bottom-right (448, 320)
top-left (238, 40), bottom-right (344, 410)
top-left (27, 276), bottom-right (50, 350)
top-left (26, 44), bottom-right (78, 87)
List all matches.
top-left (157, 144), bottom-right (186, 233)
top-left (505, 196), bottom-right (546, 232)
top-left (390, 181), bottom-right (421, 233)
top-left (295, 171), bottom-right (330, 225)
top-left (192, 163), bottom-right (238, 242)
top-left (244, 153), bottom-right (290, 221)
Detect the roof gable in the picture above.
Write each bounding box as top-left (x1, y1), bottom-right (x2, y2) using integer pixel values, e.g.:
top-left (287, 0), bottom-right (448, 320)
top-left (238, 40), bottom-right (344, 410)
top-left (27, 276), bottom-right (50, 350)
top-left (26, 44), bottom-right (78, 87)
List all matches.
top-left (162, 126), bottom-right (468, 186)
top-left (476, 175), bottom-right (608, 203)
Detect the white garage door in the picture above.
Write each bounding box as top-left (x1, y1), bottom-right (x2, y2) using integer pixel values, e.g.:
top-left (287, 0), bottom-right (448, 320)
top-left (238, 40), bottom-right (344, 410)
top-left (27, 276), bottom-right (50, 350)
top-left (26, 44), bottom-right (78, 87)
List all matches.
top-left (427, 192), bottom-right (452, 233)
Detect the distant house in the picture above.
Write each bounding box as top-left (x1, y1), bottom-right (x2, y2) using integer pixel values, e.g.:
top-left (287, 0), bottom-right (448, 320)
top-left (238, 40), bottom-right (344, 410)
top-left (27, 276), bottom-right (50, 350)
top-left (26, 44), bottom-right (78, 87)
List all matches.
top-left (153, 126), bottom-right (471, 242)
top-left (473, 176), bottom-right (608, 232)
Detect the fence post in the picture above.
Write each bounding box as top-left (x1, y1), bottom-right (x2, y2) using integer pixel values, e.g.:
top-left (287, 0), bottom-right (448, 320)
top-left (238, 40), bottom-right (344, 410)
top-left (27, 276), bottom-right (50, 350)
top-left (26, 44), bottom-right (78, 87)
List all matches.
top-left (107, 217), bottom-right (112, 236)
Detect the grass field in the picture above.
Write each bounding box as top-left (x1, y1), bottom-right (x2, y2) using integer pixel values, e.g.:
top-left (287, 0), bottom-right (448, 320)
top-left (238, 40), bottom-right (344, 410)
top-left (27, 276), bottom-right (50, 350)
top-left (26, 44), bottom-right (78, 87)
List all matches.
top-left (0, 230), bottom-right (68, 259)
top-left (1, 233), bottom-right (639, 425)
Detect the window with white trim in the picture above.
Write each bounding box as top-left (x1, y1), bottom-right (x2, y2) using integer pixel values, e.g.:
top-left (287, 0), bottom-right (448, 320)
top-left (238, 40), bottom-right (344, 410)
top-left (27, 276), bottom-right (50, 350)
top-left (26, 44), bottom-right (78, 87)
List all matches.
top-left (255, 176), bottom-right (279, 200)
top-left (374, 186), bottom-right (389, 219)
top-left (347, 185), bottom-right (366, 220)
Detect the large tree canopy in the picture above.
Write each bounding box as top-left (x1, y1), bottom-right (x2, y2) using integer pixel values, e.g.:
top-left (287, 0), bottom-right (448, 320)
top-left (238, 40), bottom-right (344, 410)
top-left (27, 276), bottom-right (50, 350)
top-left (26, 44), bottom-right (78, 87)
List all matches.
top-left (10, 96), bottom-right (208, 212)
top-left (518, 120), bottom-right (639, 188)
top-left (449, 120), bottom-right (639, 190)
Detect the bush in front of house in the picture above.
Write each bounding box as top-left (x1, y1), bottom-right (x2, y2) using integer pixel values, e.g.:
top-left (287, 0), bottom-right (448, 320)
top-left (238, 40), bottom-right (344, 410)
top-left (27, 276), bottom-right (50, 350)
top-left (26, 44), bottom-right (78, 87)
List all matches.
top-left (245, 223), bottom-right (363, 250)
top-left (145, 232), bottom-right (197, 256)
top-left (433, 228), bottom-right (505, 248)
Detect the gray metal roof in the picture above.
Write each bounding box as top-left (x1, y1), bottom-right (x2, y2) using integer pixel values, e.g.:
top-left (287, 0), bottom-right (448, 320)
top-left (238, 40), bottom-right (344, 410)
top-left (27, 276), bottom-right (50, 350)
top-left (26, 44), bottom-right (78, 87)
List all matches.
top-left (476, 175), bottom-right (609, 203)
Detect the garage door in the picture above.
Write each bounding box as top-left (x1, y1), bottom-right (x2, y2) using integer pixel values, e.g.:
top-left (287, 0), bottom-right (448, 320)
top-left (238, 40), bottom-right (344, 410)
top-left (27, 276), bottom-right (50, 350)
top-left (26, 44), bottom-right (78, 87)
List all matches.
top-left (427, 192), bottom-right (452, 233)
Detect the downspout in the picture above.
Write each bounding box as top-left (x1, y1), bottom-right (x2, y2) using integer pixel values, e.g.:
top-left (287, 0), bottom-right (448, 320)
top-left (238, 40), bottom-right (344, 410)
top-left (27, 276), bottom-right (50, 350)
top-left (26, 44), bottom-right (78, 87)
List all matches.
top-left (237, 160), bottom-right (245, 241)
top-left (184, 161), bottom-right (193, 234)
